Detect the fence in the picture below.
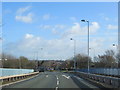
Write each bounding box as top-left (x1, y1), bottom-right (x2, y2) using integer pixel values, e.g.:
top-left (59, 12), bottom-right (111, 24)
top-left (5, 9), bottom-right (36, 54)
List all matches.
top-left (77, 68), bottom-right (120, 76)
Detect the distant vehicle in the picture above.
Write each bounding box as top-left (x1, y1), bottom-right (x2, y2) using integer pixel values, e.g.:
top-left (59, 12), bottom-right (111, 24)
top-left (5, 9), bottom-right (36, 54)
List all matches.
top-left (38, 67), bottom-right (44, 72)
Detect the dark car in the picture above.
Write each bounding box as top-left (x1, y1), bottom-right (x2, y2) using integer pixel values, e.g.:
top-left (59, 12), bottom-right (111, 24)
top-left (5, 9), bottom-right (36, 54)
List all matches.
top-left (38, 67), bottom-right (44, 72)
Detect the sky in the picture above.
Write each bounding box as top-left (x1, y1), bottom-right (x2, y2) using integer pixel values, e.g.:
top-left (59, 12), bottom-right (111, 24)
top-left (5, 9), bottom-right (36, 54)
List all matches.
top-left (1, 2), bottom-right (118, 60)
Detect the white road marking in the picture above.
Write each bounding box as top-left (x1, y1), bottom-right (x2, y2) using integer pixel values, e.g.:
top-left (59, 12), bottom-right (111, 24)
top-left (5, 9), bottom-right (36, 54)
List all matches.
top-left (56, 76), bottom-right (59, 86)
top-left (56, 76), bottom-right (59, 80)
top-left (46, 75), bottom-right (48, 77)
top-left (56, 87), bottom-right (58, 90)
top-left (73, 76), bottom-right (98, 88)
top-left (57, 81), bottom-right (59, 85)
top-left (62, 75), bottom-right (70, 79)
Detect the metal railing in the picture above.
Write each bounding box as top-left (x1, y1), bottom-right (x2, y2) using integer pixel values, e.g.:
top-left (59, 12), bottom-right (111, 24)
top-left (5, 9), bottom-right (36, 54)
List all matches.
top-left (0, 72), bottom-right (39, 85)
top-left (77, 68), bottom-right (120, 76)
top-left (70, 71), bottom-right (120, 88)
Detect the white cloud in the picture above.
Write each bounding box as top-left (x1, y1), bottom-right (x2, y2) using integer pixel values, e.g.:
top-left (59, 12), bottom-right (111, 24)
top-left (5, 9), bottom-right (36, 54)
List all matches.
top-left (15, 13), bottom-right (33, 23)
top-left (52, 29), bottom-right (58, 34)
top-left (5, 34), bottom-right (74, 60)
top-left (4, 21), bottom-right (117, 60)
top-left (63, 21), bottom-right (100, 38)
top-left (54, 25), bottom-right (65, 29)
top-left (16, 6), bottom-right (31, 15)
top-left (25, 33), bottom-right (34, 39)
top-left (39, 24), bottom-right (66, 35)
top-left (4, 31), bottom-right (116, 60)
top-left (70, 22), bottom-right (81, 34)
top-left (15, 6), bottom-right (34, 23)
top-left (107, 24), bottom-right (118, 30)
top-left (43, 14), bottom-right (50, 20)
top-left (90, 22), bottom-right (100, 33)
top-left (39, 25), bottom-right (51, 30)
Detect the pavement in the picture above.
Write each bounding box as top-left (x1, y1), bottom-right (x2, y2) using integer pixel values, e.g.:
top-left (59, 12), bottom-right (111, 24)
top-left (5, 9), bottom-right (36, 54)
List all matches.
top-left (2, 71), bottom-right (110, 89)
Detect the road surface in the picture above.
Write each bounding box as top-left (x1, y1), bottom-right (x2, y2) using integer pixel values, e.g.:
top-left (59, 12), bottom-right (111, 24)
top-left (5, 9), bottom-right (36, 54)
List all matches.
top-left (3, 71), bottom-right (108, 89)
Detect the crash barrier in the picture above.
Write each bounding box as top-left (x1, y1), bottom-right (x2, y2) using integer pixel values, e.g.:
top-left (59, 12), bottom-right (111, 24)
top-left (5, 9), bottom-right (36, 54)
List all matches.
top-left (77, 68), bottom-right (120, 77)
top-left (71, 71), bottom-right (120, 88)
top-left (0, 72), bottom-right (39, 83)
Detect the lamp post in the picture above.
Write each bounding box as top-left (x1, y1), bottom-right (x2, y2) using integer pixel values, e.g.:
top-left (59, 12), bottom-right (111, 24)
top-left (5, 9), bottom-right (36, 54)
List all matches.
top-left (113, 44), bottom-right (119, 68)
top-left (1, 58), bottom-right (7, 68)
top-left (113, 44), bottom-right (120, 76)
top-left (70, 38), bottom-right (76, 70)
top-left (89, 48), bottom-right (95, 62)
top-left (35, 48), bottom-right (43, 60)
top-left (35, 48), bottom-right (43, 71)
top-left (81, 19), bottom-right (90, 73)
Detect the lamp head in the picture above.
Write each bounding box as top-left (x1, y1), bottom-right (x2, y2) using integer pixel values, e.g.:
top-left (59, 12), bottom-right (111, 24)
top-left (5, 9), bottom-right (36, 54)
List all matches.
top-left (81, 20), bottom-right (86, 22)
top-left (70, 38), bottom-right (73, 40)
top-left (113, 44), bottom-right (115, 46)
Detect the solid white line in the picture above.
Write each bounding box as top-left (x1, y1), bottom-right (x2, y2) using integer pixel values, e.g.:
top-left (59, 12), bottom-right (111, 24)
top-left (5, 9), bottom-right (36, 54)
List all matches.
top-left (56, 87), bottom-right (58, 90)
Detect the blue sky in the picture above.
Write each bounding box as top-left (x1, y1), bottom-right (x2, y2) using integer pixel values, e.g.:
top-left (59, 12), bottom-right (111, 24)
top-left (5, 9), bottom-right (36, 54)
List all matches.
top-left (2, 2), bottom-right (118, 60)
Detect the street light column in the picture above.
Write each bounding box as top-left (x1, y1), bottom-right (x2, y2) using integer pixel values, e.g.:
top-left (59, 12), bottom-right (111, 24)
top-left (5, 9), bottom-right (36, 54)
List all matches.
top-left (19, 59), bottom-right (21, 69)
top-left (87, 21), bottom-right (90, 73)
top-left (113, 44), bottom-right (119, 68)
top-left (81, 20), bottom-right (90, 73)
top-left (74, 40), bottom-right (76, 70)
top-left (70, 38), bottom-right (76, 70)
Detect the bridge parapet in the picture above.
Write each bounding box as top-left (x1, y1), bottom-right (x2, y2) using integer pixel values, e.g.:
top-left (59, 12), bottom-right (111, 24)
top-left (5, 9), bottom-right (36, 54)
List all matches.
top-left (71, 71), bottom-right (120, 88)
top-left (0, 72), bottom-right (39, 85)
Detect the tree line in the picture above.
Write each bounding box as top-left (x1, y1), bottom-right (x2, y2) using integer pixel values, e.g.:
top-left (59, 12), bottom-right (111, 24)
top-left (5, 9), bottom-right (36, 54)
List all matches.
top-left (59, 50), bottom-right (120, 69)
top-left (0, 53), bottom-right (37, 69)
top-left (0, 49), bottom-right (120, 70)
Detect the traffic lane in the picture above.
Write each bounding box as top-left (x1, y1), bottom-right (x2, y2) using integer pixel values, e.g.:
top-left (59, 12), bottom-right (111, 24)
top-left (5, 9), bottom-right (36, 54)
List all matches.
top-left (3, 71), bottom-right (103, 89)
top-left (32, 73), bottom-right (57, 88)
top-left (3, 72), bottom-right (57, 88)
top-left (56, 72), bottom-right (100, 89)
top-left (57, 73), bottom-right (79, 88)
top-left (3, 72), bottom-right (47, 88)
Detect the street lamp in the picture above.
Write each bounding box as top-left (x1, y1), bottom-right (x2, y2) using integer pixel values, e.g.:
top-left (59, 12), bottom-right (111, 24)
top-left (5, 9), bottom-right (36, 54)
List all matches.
top-left (35, 48), bottom-right (43, 61)
top-left (1, 58), bottom-right (8, 68)
top-left (81, 19), bottom-right (90, 73)
top-left (70, 38), bottom-right (76, 70)
top-left (35, 48), bottom-right (43, 71)
top-left (113, 44), bottom-right (119, 68)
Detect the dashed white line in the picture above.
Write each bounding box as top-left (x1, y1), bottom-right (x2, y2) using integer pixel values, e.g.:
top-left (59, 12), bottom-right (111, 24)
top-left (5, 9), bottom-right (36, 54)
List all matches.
top-left (57, 80), bottom-right (59, 85)
top-left (56, 86), bottom-right (58, 90)
top-left (46, 75), bottom-right (48, 77)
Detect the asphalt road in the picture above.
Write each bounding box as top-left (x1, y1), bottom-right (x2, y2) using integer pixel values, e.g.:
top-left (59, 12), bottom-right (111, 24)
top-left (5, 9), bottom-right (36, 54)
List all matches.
top-left (3, 71), bottom-right (107, 89)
